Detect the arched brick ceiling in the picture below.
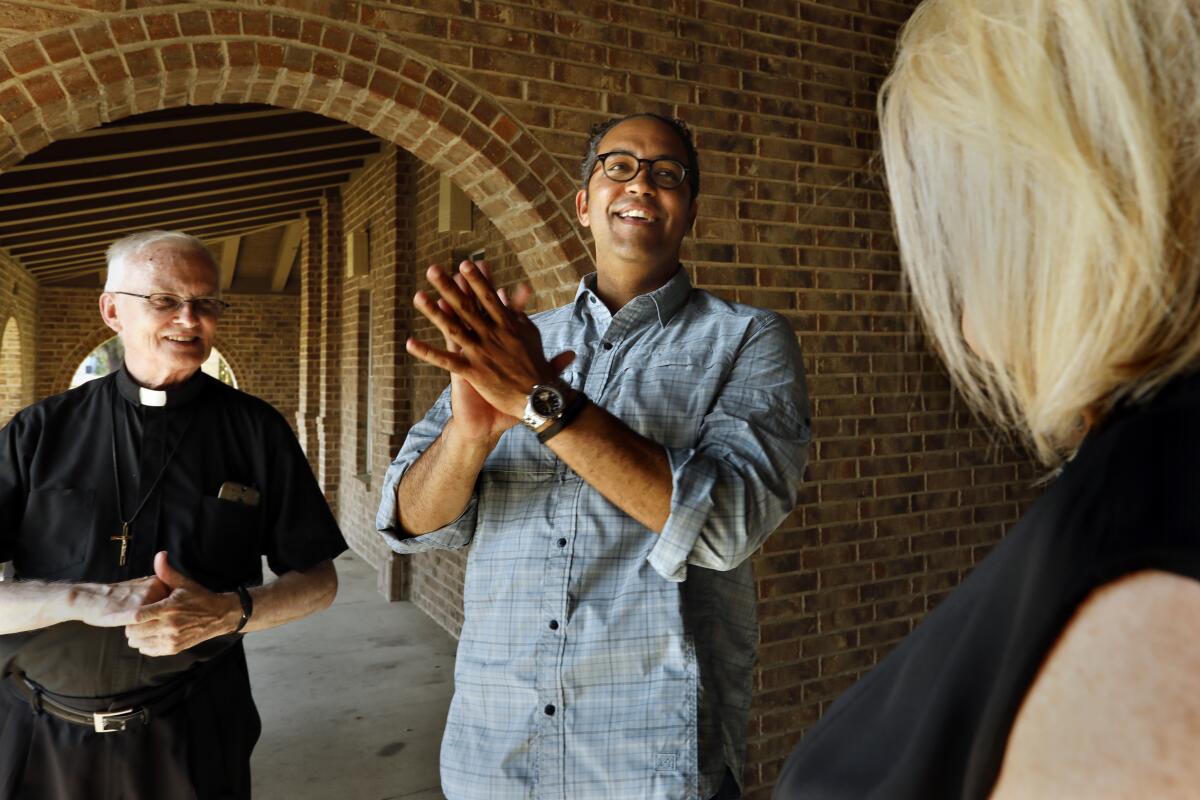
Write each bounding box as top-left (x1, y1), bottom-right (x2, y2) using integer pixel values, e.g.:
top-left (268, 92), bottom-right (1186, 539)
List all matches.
top-left (0, 102), bottom-right (381, 286)
top-left (0, 5), bottom-right (594, 303)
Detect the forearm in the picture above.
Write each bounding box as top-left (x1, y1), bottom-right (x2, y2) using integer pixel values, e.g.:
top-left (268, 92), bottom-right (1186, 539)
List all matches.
top-left (239, 559), bottom-right (338, 634)
top-left (0, 580), bottom-right (78, 634)
top-left (544, 402), bottom-right (673, 532)
top-left (396, 417), bottom-right (496, 536)
top-left (0, 578), bottom-right (160, 634)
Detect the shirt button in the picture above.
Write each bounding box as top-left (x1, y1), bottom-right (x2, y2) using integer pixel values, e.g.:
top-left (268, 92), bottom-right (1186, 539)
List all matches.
top-left (588, 295), bottom-right (596, 303)
top-left (544, 704), bottom-right (556, 716)
top-left (602, 341), bottom-right (613, 350)
top-left (557, 538), bottom-right (567, 548)
top-left (549, 620), bottom-right (559, 630)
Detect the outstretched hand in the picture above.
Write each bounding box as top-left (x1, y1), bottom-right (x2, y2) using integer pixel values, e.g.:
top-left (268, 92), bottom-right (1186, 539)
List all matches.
top-left (72, 574), bottom-right (170, 628)
top-left (407, 261), bottom-right (575, 436)
top-left (124, 551), bottom-right (240, 657)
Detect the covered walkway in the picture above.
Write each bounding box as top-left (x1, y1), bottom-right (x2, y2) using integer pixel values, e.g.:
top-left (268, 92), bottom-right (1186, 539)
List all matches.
top-left (248, 551), bottom-right (454, 800)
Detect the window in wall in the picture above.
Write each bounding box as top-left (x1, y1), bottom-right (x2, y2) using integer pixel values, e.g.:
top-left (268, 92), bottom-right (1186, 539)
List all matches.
top-left (355, 289), bottom-right (373, 480)
top-left (70, 336), bottom-right (237, 388)
top-left (0, 317), bottom-right (23, 427)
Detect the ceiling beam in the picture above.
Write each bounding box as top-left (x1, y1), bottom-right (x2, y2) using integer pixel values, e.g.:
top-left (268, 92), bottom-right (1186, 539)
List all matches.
top-left (218, 236), bottom-right (240, 291)
top-left (2, 157), bottom-right (366, 210)
top-left (14, 114), bottom-right (349, 170)
top-left (271, 220), bottom-right (303, 292)
top-left (0, 172), bottom-right (351, 227)
top-left (17, 208), bottom-right (316, 267)
top-left (5, 127), bottom-right (374, 177)
top-left (0, 140), bottom-right (379, 193)
top-left (0, 190), bottom-right (325, 238)
top-left (1, 199), bottom-right (319, 255)
top-left (27, 214), bottom-right (305, 275)
top-left (62, 108), bottom-right (295, 141)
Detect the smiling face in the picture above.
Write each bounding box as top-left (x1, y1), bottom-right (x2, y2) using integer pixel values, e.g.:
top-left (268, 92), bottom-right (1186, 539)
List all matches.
top-left (98, 243), bottom-right (220, 389)
top-left (575, 117), bottom-right (698, 294)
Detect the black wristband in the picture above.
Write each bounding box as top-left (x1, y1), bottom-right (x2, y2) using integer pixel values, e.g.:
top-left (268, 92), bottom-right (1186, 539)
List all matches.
top-left (537, 392), bottom-right (590, 444)
top-left (233, 584), bottom-right (253, 633)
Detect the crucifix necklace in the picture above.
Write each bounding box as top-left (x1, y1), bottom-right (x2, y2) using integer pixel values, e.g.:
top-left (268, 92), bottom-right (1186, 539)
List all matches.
top-left (110, 394), bottom-right (195, 567)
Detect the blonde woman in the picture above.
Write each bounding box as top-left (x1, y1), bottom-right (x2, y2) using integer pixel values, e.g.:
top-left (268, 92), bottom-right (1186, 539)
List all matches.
top-left (775, 1), bottom-right (1200, 797)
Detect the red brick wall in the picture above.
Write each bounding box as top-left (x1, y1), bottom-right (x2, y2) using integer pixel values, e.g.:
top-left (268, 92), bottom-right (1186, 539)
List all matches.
top-left (332, 146), bottom-right (527, 617)
top-left (335, 144), bottom-right (414, 597)
top-left (402, 157), bottom-right (528, 633)
top-left (217, 292), bottom-right (301, 428)
top-left (0, 3), bottom-right (1043, 795)
top-left (35, 287), bottom-right (300, 428)
top-left (34, 287), bottom-right (105, 400)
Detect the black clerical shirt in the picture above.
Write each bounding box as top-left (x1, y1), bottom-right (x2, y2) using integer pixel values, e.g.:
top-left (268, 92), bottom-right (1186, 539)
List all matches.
top-left (0, 366), bottom-right (346, 697)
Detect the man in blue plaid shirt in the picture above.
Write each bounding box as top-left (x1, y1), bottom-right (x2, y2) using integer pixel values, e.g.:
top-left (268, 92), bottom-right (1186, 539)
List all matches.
top-left (377, 113), bottom-right (811, 800)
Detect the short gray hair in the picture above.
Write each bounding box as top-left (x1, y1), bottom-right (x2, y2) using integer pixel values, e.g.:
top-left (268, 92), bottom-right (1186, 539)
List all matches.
top-left (104, 230), bottom-right (219, 291)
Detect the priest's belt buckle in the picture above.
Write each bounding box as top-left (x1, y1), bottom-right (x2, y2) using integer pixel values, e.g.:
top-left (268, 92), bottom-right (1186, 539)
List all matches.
top-left (93, 707), bottom-right (146, 733)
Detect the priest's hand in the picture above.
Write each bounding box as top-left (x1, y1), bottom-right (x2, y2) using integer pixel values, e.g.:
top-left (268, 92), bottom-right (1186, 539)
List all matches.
top-left (69, 575), bottom-right (170, 628)
top-left (124, 551), bottom-right (241, 657)
top-left (407, 261), bottom-right (575, 426)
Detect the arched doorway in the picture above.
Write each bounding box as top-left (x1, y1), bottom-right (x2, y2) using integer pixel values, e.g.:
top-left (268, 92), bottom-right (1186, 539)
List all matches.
top-left (0, 316), bottom-right (22, 425)
top-left (69, 334), bottom-right (237, 389)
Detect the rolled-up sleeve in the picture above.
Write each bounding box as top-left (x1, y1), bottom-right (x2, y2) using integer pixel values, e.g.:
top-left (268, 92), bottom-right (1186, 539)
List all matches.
top-left (648, 314), bottom-right (811, 582)
top-left (376, 386), bottom-right (479, 553)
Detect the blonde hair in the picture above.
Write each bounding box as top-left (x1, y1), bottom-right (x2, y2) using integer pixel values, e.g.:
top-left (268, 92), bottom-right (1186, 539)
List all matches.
top-left (880, 0), bottom-right (1200, 466)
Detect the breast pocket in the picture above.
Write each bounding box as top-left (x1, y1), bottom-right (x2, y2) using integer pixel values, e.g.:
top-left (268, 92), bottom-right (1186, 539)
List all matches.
top-left (187, 495), bottom-right (262, 591)
top-left (15, 488), bottom-right (95, 579)
top-left (606, 357), bottom-right (725, 448)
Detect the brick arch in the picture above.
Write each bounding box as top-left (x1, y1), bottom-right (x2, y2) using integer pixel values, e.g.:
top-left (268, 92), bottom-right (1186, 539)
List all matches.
top-left (209, 334), bottom-right (244, 390)
top-left (54, 325), bottom-right (116, 396)
top-left (0, 5), bottom-right (592, 300)
top-left (0, 316), bottom-right (23, 424)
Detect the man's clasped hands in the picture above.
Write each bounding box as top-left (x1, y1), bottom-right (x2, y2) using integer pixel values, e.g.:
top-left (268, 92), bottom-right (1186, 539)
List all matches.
top-left (405, 261), bottom-right (576, 441)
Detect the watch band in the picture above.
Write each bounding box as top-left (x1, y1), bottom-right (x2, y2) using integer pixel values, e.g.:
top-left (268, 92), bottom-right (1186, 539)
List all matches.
top-left (233, 584), bottom-right (253, 633)
top-left (537, 392), bottom-right (591, 444)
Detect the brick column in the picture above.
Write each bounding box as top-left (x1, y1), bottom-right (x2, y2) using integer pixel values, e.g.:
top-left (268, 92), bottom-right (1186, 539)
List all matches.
top-left (295, 210), bottom-right (323, 461)
top-left (376, 149), bottom-right (418, 601)
top-left (316, 188), bottom-right (343, 514)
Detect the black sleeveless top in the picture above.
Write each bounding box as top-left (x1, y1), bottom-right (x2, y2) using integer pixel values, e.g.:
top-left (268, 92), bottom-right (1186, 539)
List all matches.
top-left (775, 371), bottom-right (1200, 799)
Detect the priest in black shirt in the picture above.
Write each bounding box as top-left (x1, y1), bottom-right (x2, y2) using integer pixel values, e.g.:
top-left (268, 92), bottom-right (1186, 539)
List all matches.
top-left (0, 230), bottom-right (347, 799)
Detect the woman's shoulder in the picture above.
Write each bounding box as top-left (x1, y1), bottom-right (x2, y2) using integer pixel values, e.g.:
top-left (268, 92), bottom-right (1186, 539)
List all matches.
top-left (992, 569), bottom-right (1200, 797)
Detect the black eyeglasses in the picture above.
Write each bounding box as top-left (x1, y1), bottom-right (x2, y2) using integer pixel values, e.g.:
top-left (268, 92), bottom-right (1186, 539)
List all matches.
top-left (111, 291), bottom-right (230, 318)
top-left (593, 151), bottom-right (690, 190)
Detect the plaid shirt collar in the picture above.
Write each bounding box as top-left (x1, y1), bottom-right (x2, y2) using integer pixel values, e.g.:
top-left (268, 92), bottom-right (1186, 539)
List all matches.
top-left (572, 264), bottom-right (692, 329)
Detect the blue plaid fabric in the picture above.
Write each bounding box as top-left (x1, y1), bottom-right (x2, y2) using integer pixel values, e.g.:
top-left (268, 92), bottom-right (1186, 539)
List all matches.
top-left (377, 268), bottom-right (811, 800)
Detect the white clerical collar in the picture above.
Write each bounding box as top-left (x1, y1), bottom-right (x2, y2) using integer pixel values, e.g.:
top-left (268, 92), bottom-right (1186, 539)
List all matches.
top-left (116, 364), bottom-right (206, 408)
top-left (139, 387), bottom-right (168, 407)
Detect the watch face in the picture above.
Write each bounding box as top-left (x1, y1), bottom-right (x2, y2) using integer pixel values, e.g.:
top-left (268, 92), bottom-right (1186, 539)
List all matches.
top-left (530, 384), bottom-right (566, 417)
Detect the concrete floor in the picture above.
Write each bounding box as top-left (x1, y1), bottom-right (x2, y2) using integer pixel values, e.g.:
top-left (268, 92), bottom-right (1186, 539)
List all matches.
top-left (246, 551), bottom-right (456, 800)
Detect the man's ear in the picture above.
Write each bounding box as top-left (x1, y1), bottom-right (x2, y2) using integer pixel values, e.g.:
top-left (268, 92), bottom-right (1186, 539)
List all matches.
top-left (575, 188), bottom-right (591, 228)
top-left (99, 293), bottom-right (122, 334)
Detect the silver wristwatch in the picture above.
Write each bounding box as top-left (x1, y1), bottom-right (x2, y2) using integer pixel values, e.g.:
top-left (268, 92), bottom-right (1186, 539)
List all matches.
top-left (522, 379), bottom-right (571, 433)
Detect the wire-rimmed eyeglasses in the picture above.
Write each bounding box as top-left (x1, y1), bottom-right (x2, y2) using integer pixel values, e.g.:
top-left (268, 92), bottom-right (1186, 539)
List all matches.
top-left (593, 151), bottom-right (690, 190)
top-left (110, 291), bottom-right (231, 318)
